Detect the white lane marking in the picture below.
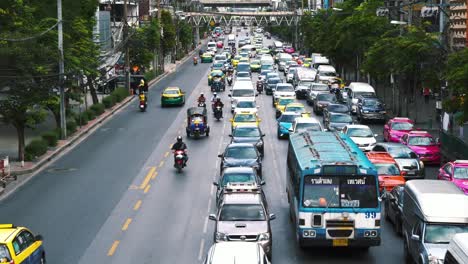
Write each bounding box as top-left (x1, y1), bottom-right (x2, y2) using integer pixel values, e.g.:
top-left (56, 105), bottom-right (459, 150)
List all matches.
top-left (210, 184), bottom-right (215, 195)
top-left (203, 216), bottom-right (209, 234)
top-left (207, 198), bottom-right (212, 213)
top-left (198, 238), bottom-right (205, 261)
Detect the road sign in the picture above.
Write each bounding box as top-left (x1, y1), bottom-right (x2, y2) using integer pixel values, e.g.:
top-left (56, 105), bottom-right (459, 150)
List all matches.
top-left (210, 20), bottom-right (215, 27)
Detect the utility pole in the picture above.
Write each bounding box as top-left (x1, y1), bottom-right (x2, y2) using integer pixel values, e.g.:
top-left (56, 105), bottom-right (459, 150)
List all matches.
top-left (57, 0), bottom-right (66, 139)
top-left (123, 0), bottom-right (131, 93)
top-left (157, 0), bottom-right (164, 73)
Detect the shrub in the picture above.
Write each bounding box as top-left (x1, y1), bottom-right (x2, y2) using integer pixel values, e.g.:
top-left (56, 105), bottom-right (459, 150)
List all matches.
top-left (25, 138), bottom-right (48, 161)
top-left (75, 111), bottom-right (89, 126)
top-left (90, 103), bottom-right (105, 115)
top-left (85, 109), bottom-right (96, 120)
top-left (112, 87), bottom-right (129, 102)
top-left (41, 131), bottom-right (59, 147)
top-left (66, 118), bottom-right (77, 135)
top-left (102, 95), bottom-right (116, 108)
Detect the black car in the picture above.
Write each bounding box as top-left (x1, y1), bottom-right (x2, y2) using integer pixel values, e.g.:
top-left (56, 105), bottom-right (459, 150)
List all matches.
top-left (213, 167), bottom-right (265, 202)
top-left (322, 103), bottom-right (351, 123)
top-left (312, 93), bottom-right (337, 114)
top-left (266, 77), bottom-right (281, 95)
top-left (230, 125), bottom-right (265, 155)
top-left (356, 95), bottom-right (386, 123)
top-left (218, 143), bottom-right (262, 176)
top-left (385, 185), bottom-right (405, 235)
top-left (324, 112), bottom-right (353, 131)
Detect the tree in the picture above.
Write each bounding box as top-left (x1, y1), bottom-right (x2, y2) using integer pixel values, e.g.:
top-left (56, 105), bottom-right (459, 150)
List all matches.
top-left (445, 48), bottom-right (468, 123)
top-left (178, 20), bottom-right (193, 55)
top-left (128, 17), bottom-right (161, 69)
top-left (161, 10), bottom-right (176, 57)
top-left (0, 0), bottom-right (57, 161)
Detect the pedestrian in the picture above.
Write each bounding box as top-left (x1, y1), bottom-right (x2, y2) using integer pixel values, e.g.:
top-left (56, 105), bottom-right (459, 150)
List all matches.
top-left (423, 87), bottom-right (431, 104)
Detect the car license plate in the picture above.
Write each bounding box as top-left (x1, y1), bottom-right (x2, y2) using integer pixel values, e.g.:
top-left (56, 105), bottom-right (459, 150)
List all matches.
top-left (332, 239), bottom-right (348, 247)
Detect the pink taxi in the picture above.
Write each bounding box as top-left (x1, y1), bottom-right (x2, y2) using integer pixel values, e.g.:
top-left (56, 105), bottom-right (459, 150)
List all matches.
top-left (383, 117), bottom-right (414, 142)
top-left (438, 160), bottom-right (468, 194)
top-left (216, 41), bottom-right (224, 49)
top-left (400, 131), bottom-right (440, 164)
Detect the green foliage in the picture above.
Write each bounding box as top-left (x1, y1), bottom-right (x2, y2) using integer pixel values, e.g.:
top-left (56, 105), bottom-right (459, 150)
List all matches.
top-left (129, 17), bottom-right (161, 69)
top-left (66, 118), bottom-right (78, 135)
top-left (75, 111), bottom-right (88, 126)
top-left (90, 103), bottom-right (105, 116)
top-left (161, 10), bottom-right (176, 56)
top-left (446, 48), bottom-right (468, 95)
top-left (85, 109), bottom-right (96, 121)
top-left (41, 131), bottom-right (59, 147)
top-left (112, 87), bottom-right (130, 102)
top-left (102, 95), bottom-right (116, 108)
top-left (25, 138), bottom-right (48, 161)
top-left (178, 20), bottom-right (193, 53)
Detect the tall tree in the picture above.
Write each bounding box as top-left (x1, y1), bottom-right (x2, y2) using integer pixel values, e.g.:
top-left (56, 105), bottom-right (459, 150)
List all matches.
top-left (445, 48), bottom-right (468, 123)
top-left (161, 10), bottom-right (176, 58)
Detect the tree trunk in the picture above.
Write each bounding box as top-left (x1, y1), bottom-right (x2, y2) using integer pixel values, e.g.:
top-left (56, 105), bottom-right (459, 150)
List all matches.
top-left (88, 77), bottom-right (99, 105)
top-left (15, 122), bottom-right (25, 162)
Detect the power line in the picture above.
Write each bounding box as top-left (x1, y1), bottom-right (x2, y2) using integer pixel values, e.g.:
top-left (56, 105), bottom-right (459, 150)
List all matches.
top-left (0, 20), bottom-right (61, 42)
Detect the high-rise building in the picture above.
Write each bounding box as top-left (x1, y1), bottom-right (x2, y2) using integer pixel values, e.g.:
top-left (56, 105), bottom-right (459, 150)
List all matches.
top-left (449, 0), bottom-right (467, 49)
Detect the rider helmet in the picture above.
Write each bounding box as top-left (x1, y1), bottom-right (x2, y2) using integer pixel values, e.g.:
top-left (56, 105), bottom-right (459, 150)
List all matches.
top-left (177, 136), bottom-right (183, 143)
top-left (200, 92), bottom-right (204, 96)
top-left (213, 92), bottom-right (217, 97)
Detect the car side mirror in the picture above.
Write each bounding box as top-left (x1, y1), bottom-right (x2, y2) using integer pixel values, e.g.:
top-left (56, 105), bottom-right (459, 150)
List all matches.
top-left (209, 214), bottom-right (217, 221)
top-left (228, 134), bottom-right (233, 137)
top-left (411, 234), bottom-right (420, 241)
top-left (261, 133), bottom-right (266, 137)
top-left (269, 214), bottom-right (276, 220)
top-left (288, 128), bottom-right (293, 132)
top-left (217, 154), bottom-right (223, 158)
top-left (435, 137), bottom-right (440, 144)
top-left (260, 180), bottom-right (266, 186)
top-left (229, 118), bottom-right (233, 122)
top-left (213, 181), bottom-right (218, 186)
top-left (255, 94), bottom-right (258, 97)
top-left (443, 173), bottom-right (451, 179)
top-left (374, 134), bottom-right (378, 137)
top-left (258, 119), bottom-right (262, 122)
top-left (228, 94), bottom-right (232, 97)
top-left (35, 234), bottom-right (43, 241)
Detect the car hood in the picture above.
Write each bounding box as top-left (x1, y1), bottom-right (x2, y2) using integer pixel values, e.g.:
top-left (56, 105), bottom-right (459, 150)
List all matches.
top-left (232, 137), bottom-right (261, 144)
top-left (409, 145), bottom-right (440, 155)
top-left (379, 176), bottom-right (406, 187)
top-left (223, 158), bottom-right (258, 167)
top-left (425, 244), bottom-right (448, 261)
top-left (218, 221), bottom-right (268, 235)
top-left (350, 136), bottom-right (376, 146)
top-left (274, 91), bottom-right (295, 97)
top-left (317, 100), bottom-right (333, 106)
top-left (279, 122), bottom-right (293, 129)
top-left (394, 158), bottom-right (420, 171)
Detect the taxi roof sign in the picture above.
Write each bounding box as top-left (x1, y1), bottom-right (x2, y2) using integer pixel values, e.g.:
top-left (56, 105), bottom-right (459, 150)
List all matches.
top-left (0, 224), bottom-right (14, 229)
top-left (224, 182), bottom-right (260, 193)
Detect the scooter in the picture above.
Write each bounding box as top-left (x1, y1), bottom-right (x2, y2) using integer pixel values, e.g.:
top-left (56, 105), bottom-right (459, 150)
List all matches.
top-left (173, 150), bottom-right (186, 173)
top-left (256, 81), bottom-right (263, 94)
top-left (193, 57), bottom-right (198, 65)
top-left (214, 106), bottom-right (223, 121)
top-left (139, 100), bottom-right (147, 112)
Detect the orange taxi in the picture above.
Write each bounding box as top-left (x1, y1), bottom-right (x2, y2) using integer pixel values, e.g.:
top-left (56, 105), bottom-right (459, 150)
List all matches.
top-left (366, 152), bottom-right (406, 192)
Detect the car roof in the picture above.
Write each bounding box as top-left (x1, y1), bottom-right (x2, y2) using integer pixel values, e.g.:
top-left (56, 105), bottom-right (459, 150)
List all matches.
top-left (164, 87), bottom-right (180, 91)
top-left (0, 225), bottom-right (21, 243)
top-left (294, 117), bottom-right (320, 124)
top-left (366, 152), bottom-right (397, 164)
top-left (276, 83), bottom-right (293, 87)
top-left (210, 242), bottom-right (261, 263)
top-left (452, 160), bottom-right (468, 166)
top-left (329, 112), bottom-right (350, 116)
top-left (390, 117), bottom-right (413, 122)
top-left (223, 167), bottom-right (256, 174)
top-left (345, 124), bottom-right (370, 129)
top-left (282, 111), bottom-right (302, 116)
top-left (222, 193), bottom-right (262, 204)
top-left (286, 103), bottom-right (305, 108)
top-left (227, 142), bottom-right (256, 148)
top-left (407, 131), bottom-right (431, 137)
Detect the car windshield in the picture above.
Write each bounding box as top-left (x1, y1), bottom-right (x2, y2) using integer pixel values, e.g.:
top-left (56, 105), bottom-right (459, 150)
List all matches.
top-left (219, 204), bottom-right (266, 221)
top-left (302, 175), bottom-right (378, 208)
top-left (375, 164), bottom-right (401, 175)
top-left (225, 146), bottom-right (258, 159)
top-left (320, 71), bottom-right (336, 77)
top-left (278, 114), bottom-right (300, 123)
top-left (278, 98), bottom-right (295, 106)
top-left (296, 123), bottom-right (321, 131)
top-left (276, 85), bottom-right (294, 92)
top-left (207, 43), bottom-right (216, 48)
top-left (237, 72), bottom-right (250, 78)
top-left (424, 224), bottom-right (468, 244)
top-left (234, 114), bottom-right (256, 122)
top-left (211, 71), bottom-right (223, 77)
top-left (327, 104), bottom-right (349, 113)
top-left (213, 63), bottom-right (224, 68)
top-left (454, 167), bottom-right (468, 179)
top-left (234, 56), bottom-right (241, 60)
top-left (222, 173), bottom-right (256, 186)
top-left (363, 99), bottom-right (383, 107)
top-left (269, 78), bottom-right (281, 84)
top-left (408, 136), bottom-right (434, 146)
top-left (164, 90), bottom-right (179, 95)
top-left (387, 147), bottom-right (418, 159)
top-left (260, 71), bottom-right (272, 77)
top-left (237, 64), bottom-right (250, 72)
top-left (232, 90), bottom-right (254, 97)
top-left (354, 92), bottom-right (375, 98)
top-left (237, 101), bottom-right (255, 108)
top-left (233, 127), bottom-right (260, 137)
top-left (330, 114), bottom-right (352, 123)
top-left (312, 85), bottom-right (329, 91)
top-left (391, 122), bottom-right (413, 130)
top-left (347, 128), bottom-right (374, 137)
top-left (286, 106), bottom-right (305, 112)
top-left (299, 81), bottom-right (314, 87)
top-left (288, 68), bottom-right (297, 74)
top-left (240, 53), bottom-right (249, 58)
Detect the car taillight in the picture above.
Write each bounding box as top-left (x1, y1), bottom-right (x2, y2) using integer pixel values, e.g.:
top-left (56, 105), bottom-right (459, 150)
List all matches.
top-left (10, 260), bottom-right (15, 264)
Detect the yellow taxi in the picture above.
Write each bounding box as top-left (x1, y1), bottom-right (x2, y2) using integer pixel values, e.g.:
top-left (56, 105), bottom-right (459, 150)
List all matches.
top-left (0, 224), bottom-right (45, 263)
top-left (161, 87), bottom-right (185, 106)
top-left (303, 58), bottom-right (313, 68)
top-left (230, 111), bottom-right (261, 130)
top-left (274, 97), bottom-right (296, 118)
top-left (284, 102), bottom-right (311, 117)
top-left (232, 55), bottom-right (242, 67)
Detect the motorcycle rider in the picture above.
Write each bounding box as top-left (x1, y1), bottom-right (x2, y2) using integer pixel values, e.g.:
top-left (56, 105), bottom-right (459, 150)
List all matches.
top-left (171, 136), bottom-right (188, 166)
top-left (198, 92), bottom-right (206, 104)
top-left (213, 97), bottom-right (224, 118)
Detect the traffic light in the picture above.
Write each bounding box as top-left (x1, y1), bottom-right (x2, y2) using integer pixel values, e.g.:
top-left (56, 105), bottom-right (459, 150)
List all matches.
top-left (421, 6), bottom-right (438, 18)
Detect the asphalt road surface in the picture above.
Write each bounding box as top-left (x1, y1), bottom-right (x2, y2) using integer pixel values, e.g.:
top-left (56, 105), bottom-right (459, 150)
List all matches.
top-left (0, 29), bottom-right (438, 263)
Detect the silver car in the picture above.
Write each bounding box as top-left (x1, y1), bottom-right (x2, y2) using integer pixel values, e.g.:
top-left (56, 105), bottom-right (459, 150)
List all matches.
top-left (371, 142), bottom-right (425, 179)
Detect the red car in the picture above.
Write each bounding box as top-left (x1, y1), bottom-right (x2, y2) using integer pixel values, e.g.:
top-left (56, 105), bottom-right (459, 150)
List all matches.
top-left (366, 152), bottom-right (406, 192)
top-left (216, 41), bottom-right (224, 49)
top-left (400, 131), bottom-right (441, 164)
top-left (383, 117), bottom-right (414, 142)
top-left (283, 46), bottom-right (295, 54)
top-left (438, 160), bottom-right (468, 194)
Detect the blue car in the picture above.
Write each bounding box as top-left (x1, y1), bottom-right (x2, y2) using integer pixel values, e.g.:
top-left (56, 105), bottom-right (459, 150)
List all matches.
top-left (356, 95), bottom-right (386, 123)
top-left (277, 112), bottom-right (301, 139)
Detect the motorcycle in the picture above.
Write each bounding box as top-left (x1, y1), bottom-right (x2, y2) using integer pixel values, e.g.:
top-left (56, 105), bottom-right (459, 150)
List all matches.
top-left (214, 106), bottom-right (223, 121)
top-left (193, 57), bottom-right (198, 65)
top-left (173, 150), bottom-right (186, 173)
top-left (198, 101), bottom-right (206, 108)
top-left (227, 76), bottom-right (233, 86)
top-left (256, 81), bottom-right (263, 94)
top-left (139, 100), bottom-right (147, 112)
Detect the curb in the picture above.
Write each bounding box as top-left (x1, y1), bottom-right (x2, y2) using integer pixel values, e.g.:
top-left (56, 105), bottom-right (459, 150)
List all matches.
top-left (8, 44), bottom-right (205, 178)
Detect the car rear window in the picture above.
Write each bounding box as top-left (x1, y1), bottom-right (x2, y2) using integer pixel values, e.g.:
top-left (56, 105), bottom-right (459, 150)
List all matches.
top-left (222, 173), bottom-right (256, 186)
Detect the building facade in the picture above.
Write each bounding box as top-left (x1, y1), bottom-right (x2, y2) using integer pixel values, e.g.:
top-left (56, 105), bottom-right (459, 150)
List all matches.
top-left (449, 0), bottom-right (467, 49)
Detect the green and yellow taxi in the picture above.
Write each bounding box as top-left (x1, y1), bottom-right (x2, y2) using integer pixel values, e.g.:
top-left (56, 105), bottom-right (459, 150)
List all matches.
top-left (230, 111), bottom-right (261, 130)
top-left (208, 70), bottom-right (225, 86)
top-left (250, 59), bottom-right (261, 72)
top-left (201, 52), bottom-right (213, 63)
top-left (161, 87), bottom-right (185, 107)
top-left (239, 57), bottom-right (249, 64)
top-left (274, 97), bottom-right (296, 118)
top-left (284, 102), bottom-right (311, 118)
top-left (232, 55), bottom-right (242, 67)
top-left (258, 48), bottom-right (270, 55)
top-left (0, 224), bottom-right (45, 264)
top-left (239, 52), bottom-right (249, 59)
top-left (303, 58), bottom-right (313, 68)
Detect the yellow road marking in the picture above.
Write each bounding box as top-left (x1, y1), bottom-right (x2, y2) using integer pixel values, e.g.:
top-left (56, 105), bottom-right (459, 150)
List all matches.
top-left (107, 240), bottom-right (120, 256)
top-left (152, 171), bottom-right (158, 180)
top-left (159, 161), bottom-right (164, 168)
top-left (122, 218), bottom-right (132, 231)
top-left (164, 151), bottom-right (169, 158)
top-left (169, 143), bottom-right (173, 148)
top-left (144, 184), bottom-right (151, 193)
top-left (133, 200), bottom-right (142, 210)
top-left (139, 167), bottom-right (156, 189)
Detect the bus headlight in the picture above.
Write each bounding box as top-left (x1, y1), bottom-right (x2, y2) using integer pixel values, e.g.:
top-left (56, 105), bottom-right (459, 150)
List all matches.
top-left (303, 230), bottom-right (316, 237)
top-left (259, 233), bottom-right (270, 241)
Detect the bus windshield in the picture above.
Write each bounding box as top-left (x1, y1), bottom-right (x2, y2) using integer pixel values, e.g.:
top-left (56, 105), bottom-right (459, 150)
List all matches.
top-left (302, 175), bottom-right (378, 208)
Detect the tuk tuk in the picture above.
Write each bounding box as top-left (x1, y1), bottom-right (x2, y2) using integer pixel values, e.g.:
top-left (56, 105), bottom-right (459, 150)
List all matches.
top-left (186, 107), bottom-right (210, 138)
top-left (210, 72), bottom-right (225, 92)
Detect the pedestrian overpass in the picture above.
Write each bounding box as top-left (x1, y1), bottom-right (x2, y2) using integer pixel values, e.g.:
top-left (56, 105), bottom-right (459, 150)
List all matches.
top-left (186, 11), bottom-right (301, 27)
top-left (199, 0), bottom-right (272, 7)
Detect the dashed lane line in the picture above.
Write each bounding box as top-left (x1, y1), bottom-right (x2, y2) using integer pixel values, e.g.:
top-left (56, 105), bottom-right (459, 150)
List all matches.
top-left (143, 184), bottom-right (151, 194)
top-left (198, 239), bottom-right (205, 261)
top-left (107, 240), bottom-right (120, 256)
top-left (121, 218), bottom-right (132, 231)
top-left (133, 200), bottom-right (142, 211)
top-left (139, 167), bottom-right (156, 189)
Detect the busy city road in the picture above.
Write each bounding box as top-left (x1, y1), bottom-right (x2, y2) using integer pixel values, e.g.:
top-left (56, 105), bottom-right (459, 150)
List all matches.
top-left (0, 30), bottom-right (439, 263)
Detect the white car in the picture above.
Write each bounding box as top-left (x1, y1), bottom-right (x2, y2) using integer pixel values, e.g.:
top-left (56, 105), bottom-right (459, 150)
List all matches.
top-left (207, 41), bottom-right (217, 55)
top-left (203, 242), bottom-right (271, 264)
top-left (233, 99), bottom-right (258, 114)
top-left (290, 117), bottom-right (323, 133)
top-left (273, 83), bottom-right (295, 105)
top-left (342, 124), bottom-right (377, 151)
